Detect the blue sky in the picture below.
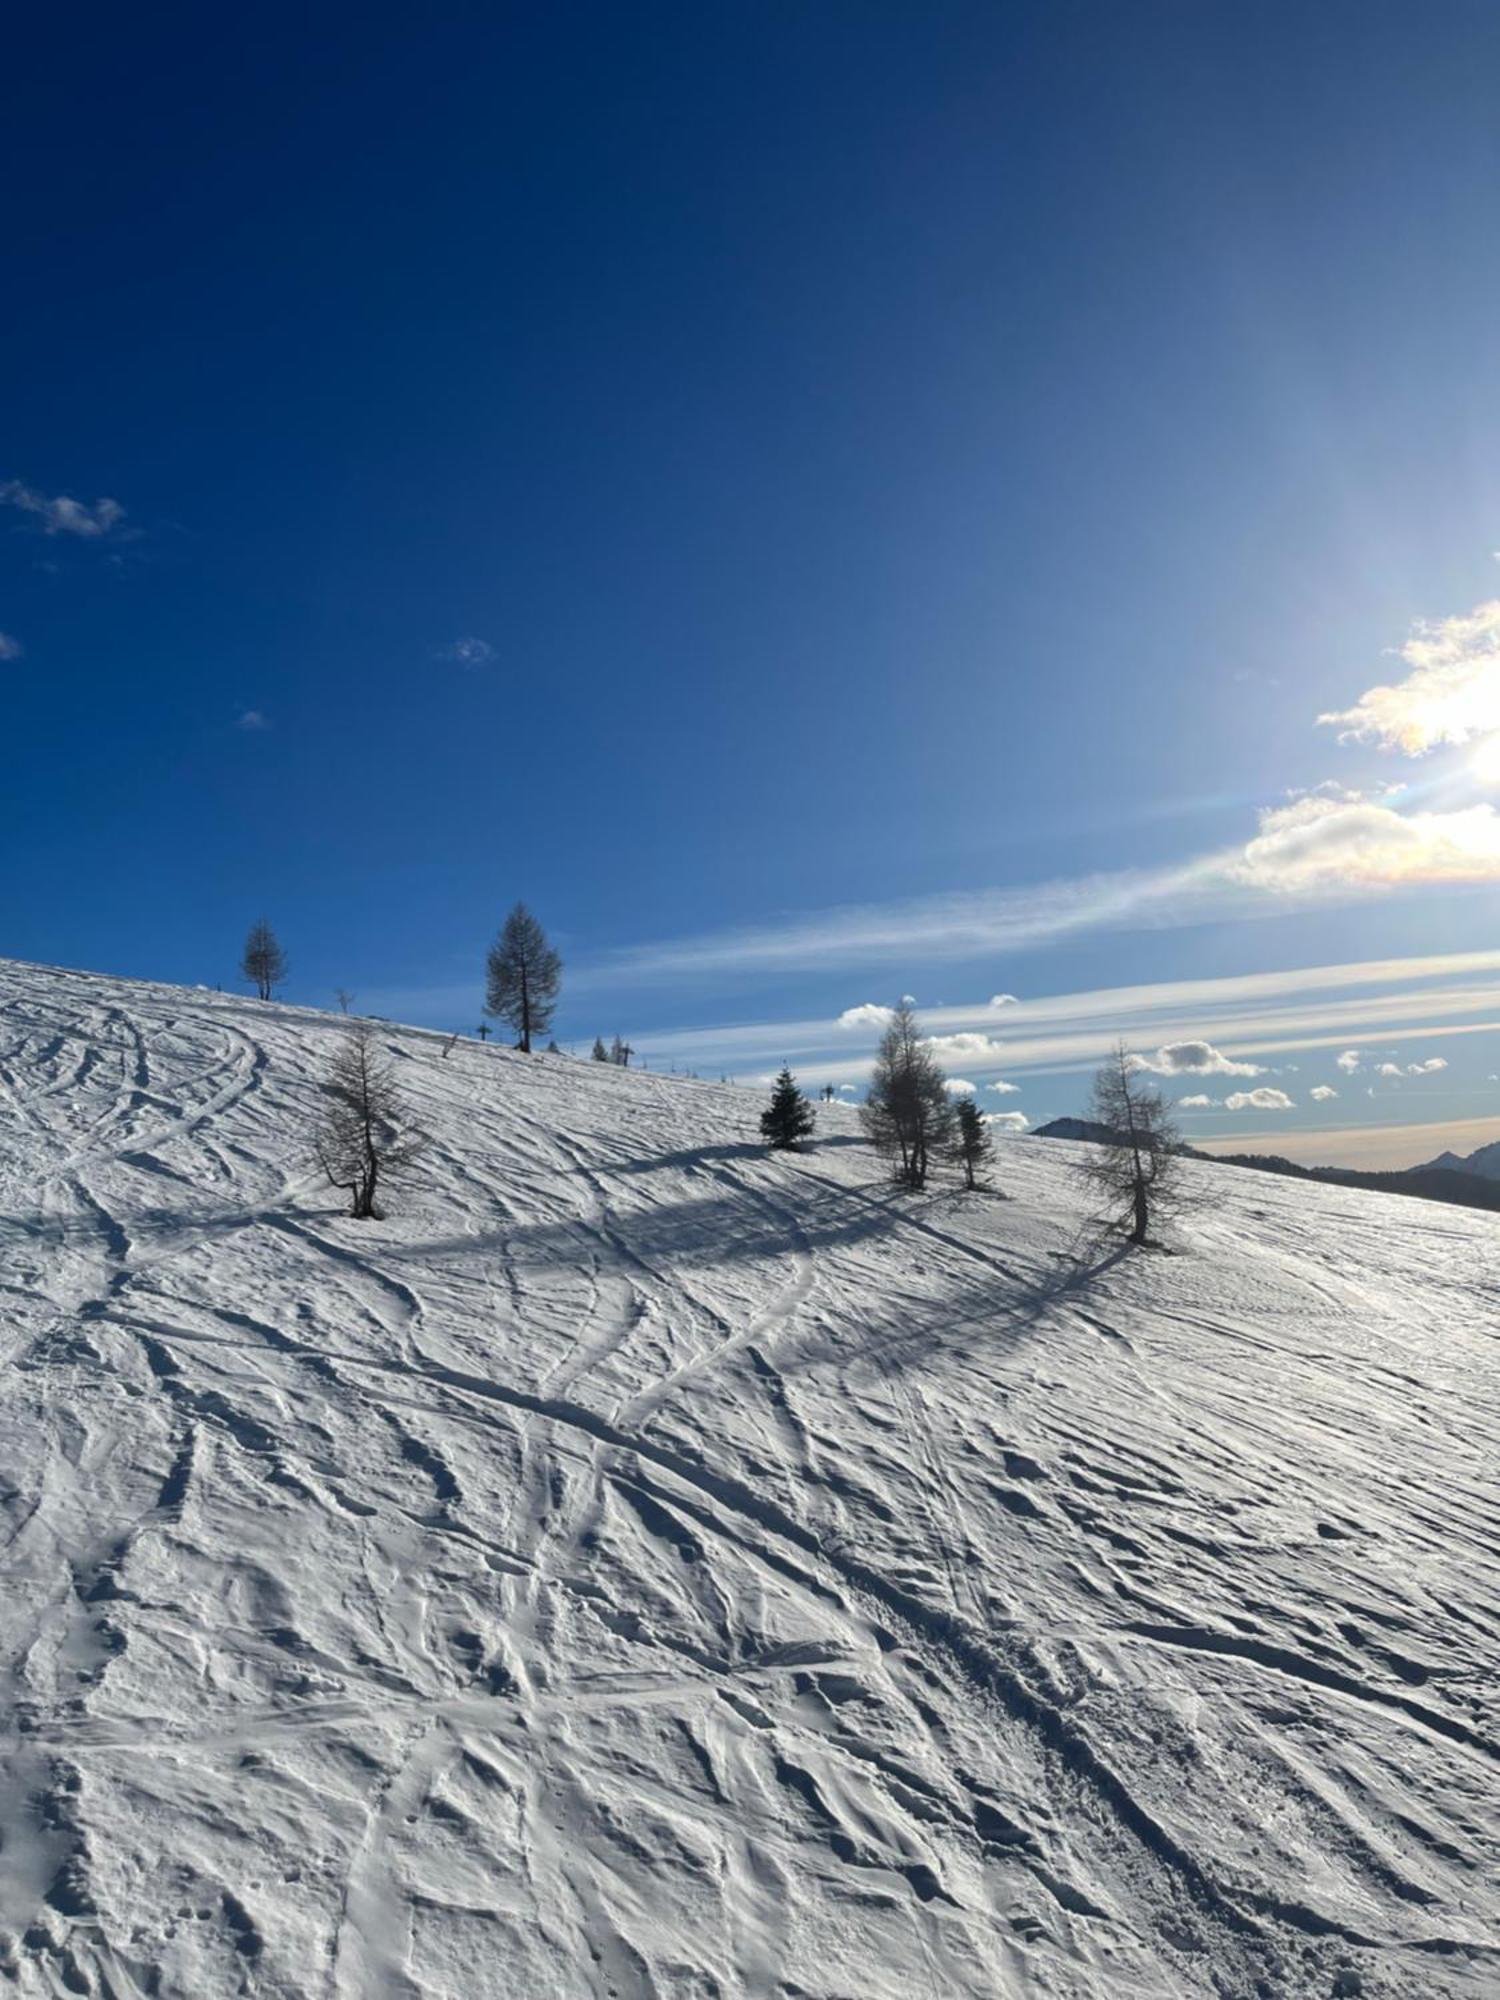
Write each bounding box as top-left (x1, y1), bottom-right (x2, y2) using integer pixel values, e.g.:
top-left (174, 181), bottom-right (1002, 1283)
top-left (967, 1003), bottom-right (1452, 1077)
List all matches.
top-left (5, 1), bottom-right (1500, 1167)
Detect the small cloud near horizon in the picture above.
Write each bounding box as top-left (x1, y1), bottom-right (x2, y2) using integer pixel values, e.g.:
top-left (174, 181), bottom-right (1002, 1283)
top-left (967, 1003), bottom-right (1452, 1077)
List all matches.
top-left (1224, 1086), bottom-right (1295, 1112)
top-left (1310, 1084), bottom-right (1338, 1101)
top-left (1130, 1039), bottom-right (1262, 1078)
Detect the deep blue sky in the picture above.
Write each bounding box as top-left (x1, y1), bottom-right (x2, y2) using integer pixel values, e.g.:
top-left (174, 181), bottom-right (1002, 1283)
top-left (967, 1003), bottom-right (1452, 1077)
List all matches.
top-left (6, 2), bottom-right (1500, 1161)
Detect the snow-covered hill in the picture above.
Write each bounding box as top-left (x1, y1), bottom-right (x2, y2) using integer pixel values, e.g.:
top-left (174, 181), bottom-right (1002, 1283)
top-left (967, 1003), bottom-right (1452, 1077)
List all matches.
top-left (1, 958), bottom-right (1496, 1999)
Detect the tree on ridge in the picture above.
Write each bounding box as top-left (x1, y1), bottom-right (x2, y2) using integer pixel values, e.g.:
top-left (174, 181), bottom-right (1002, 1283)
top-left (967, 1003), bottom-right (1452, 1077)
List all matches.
top-left (242, 920), bottom-right (287, 1001)
top-left (485, 904), bottom-right (562, 1053)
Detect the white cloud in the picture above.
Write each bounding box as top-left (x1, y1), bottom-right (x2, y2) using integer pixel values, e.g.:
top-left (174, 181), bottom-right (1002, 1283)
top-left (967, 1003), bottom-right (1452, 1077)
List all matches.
top-left (1376, 1063), bottom-right (1404, 1078)
top-left (1234, 793), bottom-right (1500, 893)
top-left (0, 478), bottom-right (126, 538)
top-left (923, 1031), bottom-right (1009, 1062)
top-left (900, 993), bottom-right (917, 1005)
top-left (1178, 1094), bottom-right (1215, 1109)
top-left (836, 1003), bottom-right (893, 1031)
top-left (1336, 1049), bottom-right (1362, 1073)
top-left (235, 709), bottom-right (270, 732)
top-left (985, 1110), bottom-right (1029, 1132)
top-left (1224, 1087), bottom-right (1295, 1112)
top-left (942, 1078), bottom-right (976, 1095)
top-left (1407, 1057), bottom-right (1448, 1074)
top-left (986, 1079), bottom-right (1020, 1095)
top-left (1310, 1084), bottom-right (1338, 1101)
top-left (0, 632), bottom-right (22, 661)
top-left (989, 993), bottom-right (1019, 1008)
top-left (1318, 598), bottom-right (1500, 755)
top-left (1130, 1039), bottom-right (1262, 1077)
top-left (438, 636), bottom-right (495, 666)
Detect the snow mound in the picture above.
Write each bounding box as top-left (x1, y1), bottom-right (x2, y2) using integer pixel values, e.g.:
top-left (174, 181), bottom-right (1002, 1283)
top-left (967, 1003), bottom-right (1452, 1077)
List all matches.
top-left (0, 957), bottom-right (1496, 1998)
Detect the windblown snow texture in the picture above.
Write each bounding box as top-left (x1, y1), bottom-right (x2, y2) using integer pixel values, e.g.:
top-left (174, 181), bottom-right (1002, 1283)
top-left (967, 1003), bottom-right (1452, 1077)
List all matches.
top-left (0, 958), bottom-right (1496, 1997)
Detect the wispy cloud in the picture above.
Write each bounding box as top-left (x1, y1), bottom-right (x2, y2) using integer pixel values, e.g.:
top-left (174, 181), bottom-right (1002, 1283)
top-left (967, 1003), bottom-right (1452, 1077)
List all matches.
top-left (437, 636), bottom-right (495, 667)
top-left (1319, 598), bottom-right (1500, 756)
top-left (0, 632), bottom-right (22, 661)
top-left (0, 478), bottom-right (126, 539)
top-left (235, 708), bottom-right (271, 732)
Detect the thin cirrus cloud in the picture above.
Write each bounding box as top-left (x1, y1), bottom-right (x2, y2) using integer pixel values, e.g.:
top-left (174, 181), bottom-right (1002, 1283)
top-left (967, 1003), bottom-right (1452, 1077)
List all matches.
top-left (0, 632), bottom-right (22, 661)
top-left (0, 478), bottom-right (126, 538)
top-left (235, 709), bottom-right (271, 732)
top-left (588, 592), bottom-right (1500, 994)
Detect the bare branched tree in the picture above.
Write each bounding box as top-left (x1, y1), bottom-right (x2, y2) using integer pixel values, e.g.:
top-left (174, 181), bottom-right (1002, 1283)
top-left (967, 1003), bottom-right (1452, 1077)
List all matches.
top-left (1077, 1040), bottom-right (1186, 1246)
top-left (860, 1002), bottom-right (954, 1189)
top-left (314, 1021), bottom-right (424, 1219)
top-left (485, 904), bottom-right (562, 1053)
top-left (241, 919), bottom-right (287, 1001)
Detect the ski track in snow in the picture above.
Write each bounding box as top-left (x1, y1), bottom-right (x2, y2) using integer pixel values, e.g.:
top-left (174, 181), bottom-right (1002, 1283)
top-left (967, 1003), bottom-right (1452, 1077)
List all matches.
top-left (0, 958), bottom-right (1497, 1998)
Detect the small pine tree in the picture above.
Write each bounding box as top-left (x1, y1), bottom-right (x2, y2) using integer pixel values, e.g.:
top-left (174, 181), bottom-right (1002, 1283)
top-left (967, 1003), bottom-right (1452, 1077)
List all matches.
top-left (241, 919), bottom-right (287, 1001)
top-left (951, 1097), bottom-right (993, 1190)
top-left (610, 1036), bottom-right (634, 1068)
top-left (760, 1067), bottom-right (816, 1151)
top-left (592, 1036), bottom-right (609, 1061)
top-left (485, 903), bottom-right (562, 1052)
top-left (314, 1021), bottom-right (424, 1219)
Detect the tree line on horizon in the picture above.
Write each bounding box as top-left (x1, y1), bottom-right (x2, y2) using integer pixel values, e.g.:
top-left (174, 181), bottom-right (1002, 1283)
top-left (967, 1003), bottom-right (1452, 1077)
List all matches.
top-left (242, 914), bottom-right (1185, 1245)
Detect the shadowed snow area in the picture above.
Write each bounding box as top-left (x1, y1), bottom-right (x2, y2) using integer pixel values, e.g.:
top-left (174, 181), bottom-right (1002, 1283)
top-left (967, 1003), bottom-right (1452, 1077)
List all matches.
top-left (0, 957), bottom-right (1496, 1998)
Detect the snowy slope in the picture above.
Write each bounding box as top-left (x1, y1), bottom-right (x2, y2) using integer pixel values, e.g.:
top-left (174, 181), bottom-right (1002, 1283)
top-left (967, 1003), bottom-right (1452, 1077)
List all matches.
top-left (0, 957), bottom-right (1496, 2000)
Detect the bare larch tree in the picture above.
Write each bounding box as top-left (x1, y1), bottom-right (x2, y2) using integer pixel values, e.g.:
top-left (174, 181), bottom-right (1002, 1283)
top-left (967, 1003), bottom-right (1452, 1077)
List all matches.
top-left (241, 919), bottom-right (287, 1001)
top-left (1078, 1040), bottom-right (1185, 1245)
top-left (860, 1002), bottom-right (954, 1189)
top-left (314, 1020), bottom-right (424, 1219)
top-left (485, 904), bottom-right (562, 1052)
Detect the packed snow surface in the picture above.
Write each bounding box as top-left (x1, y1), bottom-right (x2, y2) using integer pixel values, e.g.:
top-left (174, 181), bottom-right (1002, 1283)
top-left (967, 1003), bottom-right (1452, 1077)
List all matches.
top-left (0, 958), bottom-right (1497, 1999)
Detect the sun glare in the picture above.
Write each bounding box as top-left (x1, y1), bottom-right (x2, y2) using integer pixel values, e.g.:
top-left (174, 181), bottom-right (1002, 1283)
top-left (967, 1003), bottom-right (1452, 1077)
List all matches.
top-left (1470, 732), bottom-right (1500, 785)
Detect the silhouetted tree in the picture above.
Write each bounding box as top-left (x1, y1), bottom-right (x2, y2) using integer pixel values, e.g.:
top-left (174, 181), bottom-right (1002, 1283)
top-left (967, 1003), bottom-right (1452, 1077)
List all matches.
top-left (241, 920), bottom-right (287, 1001)
top-left (477, 1022), bottom-right (490, 1041)
top-left (860, 1003), bottom-right (954, 1189)
top-left (314, 1021), bottom-right (424, 1219)
top-left (760, 1067), bottom-right (816, 1151)
top-left (610, 1036), bottom-right (634, 1068)
top-left (951, 1097), bottom-right (993, 1190)
top-left (485, 904), bottom-right (562, 1052)
top-left (592, 1036), bottom-right (609, 1062)
top-left (1077, 1040), bottom-right (1185, 1245)
top-left (822, 1083), bottom-right (836, 1102)
top-left (334, 987), bottom-right (354, 1015)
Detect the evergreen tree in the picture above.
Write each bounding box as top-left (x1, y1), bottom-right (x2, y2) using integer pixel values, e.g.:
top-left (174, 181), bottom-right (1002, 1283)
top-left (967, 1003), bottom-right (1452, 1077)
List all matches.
top-left (610, 1036), bottom-right (634, 1067)
top-left (241, 919), bottom-right (287, 1001)
top-left (484, 903), bottom-right (562, 1052)
top-left (951, 1096), bottom-right (993, 1190)
top-left (860, 1002), bottom-right (954, 1189)
top-left (760, 1066), bottom-right (816, 1150)
top-left (592, 1036), bottom-right (609, 1061)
